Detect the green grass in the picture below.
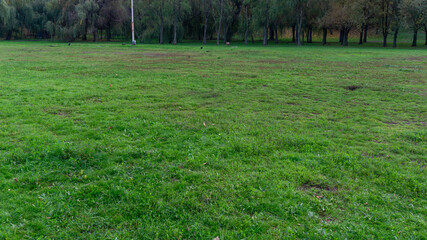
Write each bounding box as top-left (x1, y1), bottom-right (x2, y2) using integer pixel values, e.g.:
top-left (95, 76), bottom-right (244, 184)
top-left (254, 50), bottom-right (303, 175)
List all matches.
top-left (0, 41), bottom-right (426, 239)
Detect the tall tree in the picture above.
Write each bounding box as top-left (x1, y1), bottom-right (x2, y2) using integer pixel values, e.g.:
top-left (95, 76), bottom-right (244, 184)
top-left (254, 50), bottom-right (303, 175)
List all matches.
top-left (202, 0), bottom-right (212, 44)
top-left (317, 0), bottom-right (331, 45)
top-left (98, 0), bottom-right (126, 41)
top-left (380, 0), bottom-right (393, 47)
top-left (224, 0), bottom-right (242, 42)
top-left (213, 0), bottom-right (226, 44)
top-left (401, 0), bottom-right (426, 47)
top-left (242, 0), bottom-right (251, 45)
top-left (355, 0), bottom-right (378, 44)
top-left (44, 0), bottom-right (62, 39)
top-left (323, 0), bottom-right (361, 46)
top-left (171, 0), bottom-right (190, 44)
top-left (391, 0), bottom-right (402, 48)
top-left (291, 0), bottom-right (307, 46)
top-left (1, 0), bottom-right (34, 40)
top-left (76, 0), bottom-right (99, 41)
top-left (253, 0), bottom-right (270, 45)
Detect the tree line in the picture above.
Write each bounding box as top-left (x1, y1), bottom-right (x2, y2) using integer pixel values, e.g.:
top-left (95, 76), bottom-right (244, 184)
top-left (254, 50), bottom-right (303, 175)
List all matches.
top-left (1, 0), bottom-right (426, 47)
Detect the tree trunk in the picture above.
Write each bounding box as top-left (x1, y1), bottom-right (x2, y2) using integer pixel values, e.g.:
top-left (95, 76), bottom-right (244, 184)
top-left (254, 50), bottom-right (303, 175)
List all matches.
top-left (340, 29), bottom-right (345, 46)
top-left (216, 1), bottom-right (223, 45)
top-left (308, 26), bottom-right (312, 43)
top-left (203, 13), bottom-right (208, 44)
top-left (275, 22), bottom-right (278, 44)
top-left (363, 24), bottom-right (368, 42)
top-left (216, 9), bottom-right (222, 45)
top-left (173, 0), bottom-right (178, 45)
top-left (83, 18), bottom-right (88, 41)
top-left (6, 30), bottom-right (12, 40)
top-left (225, 0), bottom-right (242, 44)
top-left (160, 14), bottom-right (164, 44)
top-left (383, 33), bottom-right (388, 47)
top-left (322, 28), bottom-right (327, 45)
top-left (107, 26), bottom-right (111, 41)
top-left (306, 27), bottom-right (309, 43)
top-left (224, 23), bottom-right (227, 43)
top-left (159, 0), bottom-right (164, 44)
top-left (173, 23), bottom-right (177, 45)
top-left (244, 5), bottom-right (249, 45)
top-left (263, 23), bottom-right (268, 46)
top-left (412, 29), bottom-right (417, 47)
top-left (269, 25), bottom-right (274, 41)
top-left (424, 26), bottom-right (427, 46)
top-left (93, 31), bottom-right (97, 42)
top-left (301, 25), bottom-right (305, 46)
top-left (296, 7), bottom-right (303, 46)
top-left (359, 24), bottom-right (364, 44)
top-left (392, 27), bottom-right (399, 48)
top-left (292, 25), bottom-right (295, 43)
top-left (381, 1), bottom-right (390, 48)
top-left (342, 29), bottom-right (349, 46)
top-left (345, 30), bottom-right (349, 46)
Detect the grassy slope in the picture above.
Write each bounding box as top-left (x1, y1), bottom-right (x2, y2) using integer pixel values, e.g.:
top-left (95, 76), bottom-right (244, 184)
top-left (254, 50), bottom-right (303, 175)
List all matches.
top-left (0, 41), bottom-right (425, 239)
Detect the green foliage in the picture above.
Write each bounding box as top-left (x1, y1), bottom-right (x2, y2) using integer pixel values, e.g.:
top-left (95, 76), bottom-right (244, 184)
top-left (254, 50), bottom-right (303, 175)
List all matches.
top-left (0, 0), bottom-right (426, 45)
top-left (401, 0), bottom-right (427, 30)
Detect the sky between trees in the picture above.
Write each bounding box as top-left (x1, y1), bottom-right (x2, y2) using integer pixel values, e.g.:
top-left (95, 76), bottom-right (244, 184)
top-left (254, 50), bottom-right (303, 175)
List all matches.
top-left (0, 0), bottom-right (426, 47)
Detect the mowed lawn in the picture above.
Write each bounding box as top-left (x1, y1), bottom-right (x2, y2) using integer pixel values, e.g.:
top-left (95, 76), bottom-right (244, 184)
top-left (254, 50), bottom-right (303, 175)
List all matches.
top-left (0, 41), bottom-right (426, 239)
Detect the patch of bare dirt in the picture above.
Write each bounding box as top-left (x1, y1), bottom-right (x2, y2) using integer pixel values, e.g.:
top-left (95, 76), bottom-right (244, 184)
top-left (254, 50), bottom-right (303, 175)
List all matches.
top-left (255, 59), bottom-right (291, 64)
top-left (124, 66), bottom-right (164, 71)
top-left (346, 85), bottom-right (362, 91)
top-left (109, 52), bottom-right (192, 58)
top-left (143, 52), bottom-right (189, 57)
top-left (230, 72), bottom-right (258, 79)
top-left (404, 56), bottom-right (427, 61)
top-left (28, 67), bottom-right (47, 72)
top-left (375, 56), bottom-right (427, 61)
top-left (202, 93), bottom-right (219, 99)
top-left (111, 52), bottom-right (127, 55)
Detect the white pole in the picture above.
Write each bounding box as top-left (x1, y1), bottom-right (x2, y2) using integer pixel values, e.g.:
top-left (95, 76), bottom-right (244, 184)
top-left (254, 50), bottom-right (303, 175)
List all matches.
top-left (131, 0), bottom-right (136, 45)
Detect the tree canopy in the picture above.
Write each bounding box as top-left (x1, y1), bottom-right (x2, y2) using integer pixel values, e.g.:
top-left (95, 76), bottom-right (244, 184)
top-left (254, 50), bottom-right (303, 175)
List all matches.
top-left (0, 0), bottom-right (426, 46)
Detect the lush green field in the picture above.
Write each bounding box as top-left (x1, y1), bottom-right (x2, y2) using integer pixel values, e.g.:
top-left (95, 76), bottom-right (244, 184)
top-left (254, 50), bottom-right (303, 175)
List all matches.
top-left (0, 41), bottom-right (426, 239)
